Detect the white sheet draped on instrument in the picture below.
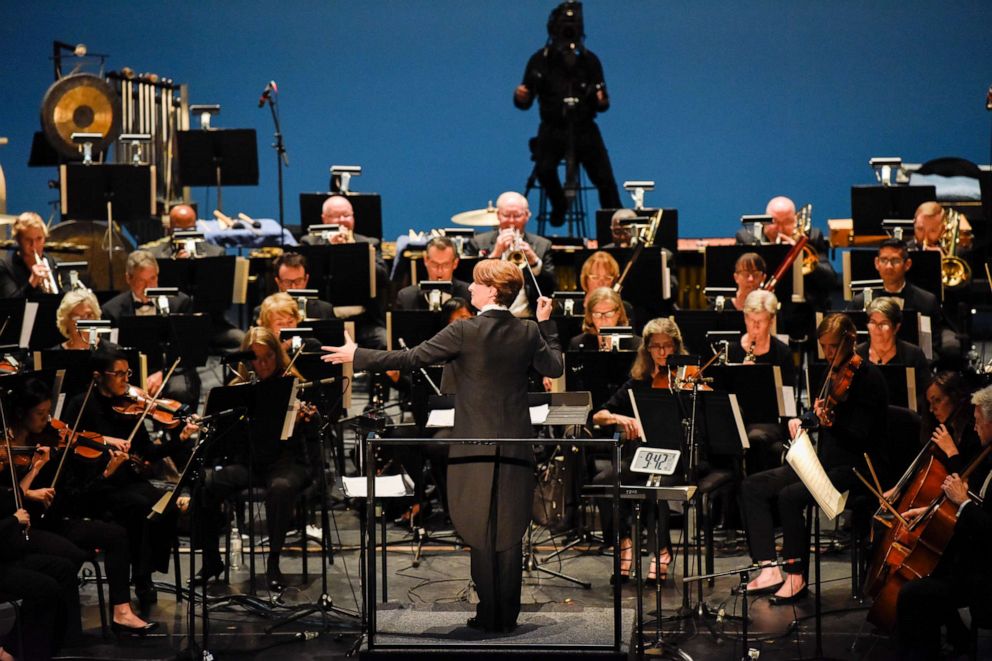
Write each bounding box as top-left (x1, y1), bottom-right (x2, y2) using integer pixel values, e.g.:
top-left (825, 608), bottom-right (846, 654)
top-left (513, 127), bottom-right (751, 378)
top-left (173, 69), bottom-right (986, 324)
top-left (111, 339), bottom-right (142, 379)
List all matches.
top-left (786, 430), bottom-right (848, 520)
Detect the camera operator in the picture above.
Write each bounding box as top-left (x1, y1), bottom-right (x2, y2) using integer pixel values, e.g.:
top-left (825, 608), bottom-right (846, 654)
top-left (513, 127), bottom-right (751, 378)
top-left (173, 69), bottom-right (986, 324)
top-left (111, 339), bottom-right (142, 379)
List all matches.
top-left (514, 1), bottom-right (621, 227)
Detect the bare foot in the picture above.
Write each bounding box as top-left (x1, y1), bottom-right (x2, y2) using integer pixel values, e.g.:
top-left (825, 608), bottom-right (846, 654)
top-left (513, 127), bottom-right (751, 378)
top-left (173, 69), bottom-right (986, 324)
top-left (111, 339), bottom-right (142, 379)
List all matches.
top-left (746, 565), bottom-right (783, 591)
top-left (113, 607), bottom-right (150, 628)
top-left (0, 646), bottom-right (15, 661)
top-left (773, 572), bottom-right (806, 598)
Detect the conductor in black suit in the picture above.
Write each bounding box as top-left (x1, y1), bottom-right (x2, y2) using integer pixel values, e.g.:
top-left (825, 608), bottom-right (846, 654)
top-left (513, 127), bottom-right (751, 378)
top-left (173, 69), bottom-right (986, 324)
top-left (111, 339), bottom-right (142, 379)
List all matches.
top-left (101, 249), bottom-right (200, 406)
top-left (323, 260), bottom-right (563, 633)
top-left (466, 191), bottom-right (555, 318)
top-left (394, 236), bottom-right (473, 311)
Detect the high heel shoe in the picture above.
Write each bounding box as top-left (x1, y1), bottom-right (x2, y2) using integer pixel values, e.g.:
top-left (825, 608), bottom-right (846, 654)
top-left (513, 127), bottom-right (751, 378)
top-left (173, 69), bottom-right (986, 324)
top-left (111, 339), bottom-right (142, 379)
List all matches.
top-left (611, 538), bottom-right (633, 585)
top-left (768, 584), bottom-right (809, 605)
top-left (111, 620), bottom-right (159, 637)
top-left (267, 556), bottom-right (288, 592)
top-left (644, 553), bottom-right (671, 586)
top-left (188, 557), bottom-right (225, 586)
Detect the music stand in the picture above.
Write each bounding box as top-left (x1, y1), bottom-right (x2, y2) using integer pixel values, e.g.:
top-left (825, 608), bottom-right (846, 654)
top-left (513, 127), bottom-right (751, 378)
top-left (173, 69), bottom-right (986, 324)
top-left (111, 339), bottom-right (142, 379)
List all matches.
top-left (386, 311), bottom-right (445, 351)
top-left (843, 248), bottom-right (941, 301)
top-left (156, 256), bottom-right (238, 315)
top-left (674, 310), bottom-right (746, 356)
top-left (707, 364), bottom-right (790, 423)
top-left (564, 351), bottom-right (637, 410)
top-left (595, 208), bottom-right (679, 253)
top-left (177, 129), bottom-right (259, 214)
top-left (875, 364), bottom-right (918, 412)
top-left (60, 163), bottom-right (154, 290)
top-left (297, 243), bottom-right (377, 305)
top-left (851, 184), bottom-right (936, 236)
top-left (298, 192), bottom-right (383, 239)
top-left (34, 347), bottom-right (143, 399)
top-left (705, 244), bottom-right (798, 303)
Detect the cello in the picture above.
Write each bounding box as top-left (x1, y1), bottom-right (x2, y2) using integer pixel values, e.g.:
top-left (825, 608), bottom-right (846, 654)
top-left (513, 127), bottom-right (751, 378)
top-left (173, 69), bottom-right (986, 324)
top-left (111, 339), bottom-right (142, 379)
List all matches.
top-left (860, 440), bottom-right (992, 633)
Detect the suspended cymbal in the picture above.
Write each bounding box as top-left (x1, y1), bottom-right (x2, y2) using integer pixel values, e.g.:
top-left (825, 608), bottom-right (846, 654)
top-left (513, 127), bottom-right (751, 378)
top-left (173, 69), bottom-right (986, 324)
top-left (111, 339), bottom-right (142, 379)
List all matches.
top-left (41, 73), bottom-right (121, 159)
top-left (451, 202), bottom-right (498, 227)
top-left (0, 214), bottom-right (16, 225)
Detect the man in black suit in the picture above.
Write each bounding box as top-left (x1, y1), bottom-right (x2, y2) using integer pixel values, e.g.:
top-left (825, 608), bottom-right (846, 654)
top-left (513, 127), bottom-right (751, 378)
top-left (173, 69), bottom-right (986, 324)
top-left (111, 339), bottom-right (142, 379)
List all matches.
top-left (101, 249), bottom-right (200, 406)
top-left (323, 260), bottom-right (563, 633)
top-left (251, 252), bottom-right (334, 323)
top-left (0, 211), bottom-right (59, 299)
top-left (736, 196), bottom-right (835, 309)
top-left (395, 236), bottom-right (472, 311)
top-left (467, 191), bottom-right (555, 318)
top-left (895, 384), bottom-right (992, 660)
top-left (847, 238), bottom-right (960, 361)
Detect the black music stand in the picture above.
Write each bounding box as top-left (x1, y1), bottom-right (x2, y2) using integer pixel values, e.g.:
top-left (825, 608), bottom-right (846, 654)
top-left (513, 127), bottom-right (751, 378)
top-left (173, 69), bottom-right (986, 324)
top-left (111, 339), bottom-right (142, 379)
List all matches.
top-left (177, 129), bottom-right (259, 214)
top-left (564, 350), bottom-right (637, 409)
top-left (851, 184), bottom-right (936, 236)
top-left (61, 163), bottom-right (154, 289)
top-left (386, 311), bottom-right (445, 350)
top-left (156, 256), bottom-right (238, 315)
top-left (674, 310), bottom-right (746, 356)
top-left (705, 244), bottom-right (797, 303)
top-left (297, 243), bottom-right (377, 306)
top-left (0, 298), bottom-right (36, 349)
top-left (595, 208), bottom-right (680, 253)
top-left (203, 377), bottom-right (296, 595)
top-left (34, 347), bottom-right (143, 399)
top-left (844, 248), bottom-right (941, 300)
top-left (707, 364), bottom-right (791, 422)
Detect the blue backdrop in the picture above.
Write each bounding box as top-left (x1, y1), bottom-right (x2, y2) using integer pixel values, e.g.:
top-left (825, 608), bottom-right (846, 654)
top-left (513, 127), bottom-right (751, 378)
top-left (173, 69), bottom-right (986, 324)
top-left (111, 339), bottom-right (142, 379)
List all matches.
top-left (2, 1), bottom-right (991, 240)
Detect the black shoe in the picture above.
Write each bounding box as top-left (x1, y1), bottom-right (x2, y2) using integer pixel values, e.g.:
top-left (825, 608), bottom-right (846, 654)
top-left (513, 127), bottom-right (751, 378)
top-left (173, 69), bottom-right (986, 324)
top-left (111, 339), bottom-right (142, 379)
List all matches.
top-left (112, 620), bottom-right (159, 637)
top-left (768, 585), bottom-right (809, 605)
top-left (189, 558), bottom-right (225, 586)
top-left (732, 581), bottom-right (783, 596)
top-left (267, 570), bottom-right (287, 592)
top-left (466, 616), bottom-right (516, 634)
top-left (610, 572), bottom-right (630, 586)
top-left (466, 616), bottom-right (487, 631)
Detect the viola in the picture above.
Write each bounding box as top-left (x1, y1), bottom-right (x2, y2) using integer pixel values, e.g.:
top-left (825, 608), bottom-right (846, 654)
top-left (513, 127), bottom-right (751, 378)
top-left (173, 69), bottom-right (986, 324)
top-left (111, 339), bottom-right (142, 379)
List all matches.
top-left (112, 385), bottom-right (186, 428)
top-left (818, 353), bottom-right (862, 427)
top-left (0, 444), bottom-right (39, 474)
top-left (651, 364), bottom-right (711, 391)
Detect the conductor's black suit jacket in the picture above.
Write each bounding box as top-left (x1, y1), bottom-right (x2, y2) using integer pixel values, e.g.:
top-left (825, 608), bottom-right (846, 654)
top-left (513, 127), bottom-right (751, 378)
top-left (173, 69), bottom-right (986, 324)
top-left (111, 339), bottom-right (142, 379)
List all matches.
top-left (353, 309), bottom-right (563, 551)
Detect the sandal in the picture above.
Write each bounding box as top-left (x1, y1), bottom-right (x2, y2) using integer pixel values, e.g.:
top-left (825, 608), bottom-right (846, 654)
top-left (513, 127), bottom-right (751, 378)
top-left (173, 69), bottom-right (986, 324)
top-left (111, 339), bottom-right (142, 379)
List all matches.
top-left (645, 551), bottom-right (671, 586)
top-left (611, 538), bottom-right (633, 585)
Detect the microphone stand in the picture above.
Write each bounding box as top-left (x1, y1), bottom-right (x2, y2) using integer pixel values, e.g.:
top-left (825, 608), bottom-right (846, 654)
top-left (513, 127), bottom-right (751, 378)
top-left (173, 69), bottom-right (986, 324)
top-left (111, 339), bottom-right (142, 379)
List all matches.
top-left (262, 87), bottom-right (289, 248)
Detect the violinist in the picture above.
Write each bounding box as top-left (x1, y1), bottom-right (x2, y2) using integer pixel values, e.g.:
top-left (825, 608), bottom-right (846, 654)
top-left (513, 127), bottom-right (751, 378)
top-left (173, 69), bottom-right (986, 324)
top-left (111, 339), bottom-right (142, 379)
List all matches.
top-left (894, 384), bottom-right (992, 660)
top-left (569, 287), bottom-right (639, 351)
top-left (195, 327), bottom-right (317, 591)
top-left (728, 289), bottom-right (794, 473)
top-left (5, 378), bottom-right (158, 631)
top-left (589, 317), bottom-right (689, 584)
top-left (741, 313), bottom-right (888, 603)
top-left (59, 348), bottom-right (189, 611)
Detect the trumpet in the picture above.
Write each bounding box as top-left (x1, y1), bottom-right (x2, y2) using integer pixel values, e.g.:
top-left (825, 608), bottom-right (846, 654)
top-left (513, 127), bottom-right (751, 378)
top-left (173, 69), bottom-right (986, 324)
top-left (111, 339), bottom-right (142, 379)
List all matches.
top-left (506, 229), bottom-right (528, 267)
top-left (936, 208), bottom-right (972, 289)
top-left (790, 203), bottom-right (820, 276)
top-left (744, 341), bottom-right (756, 363)
top-left (35, 251), bottom-right (59, 294)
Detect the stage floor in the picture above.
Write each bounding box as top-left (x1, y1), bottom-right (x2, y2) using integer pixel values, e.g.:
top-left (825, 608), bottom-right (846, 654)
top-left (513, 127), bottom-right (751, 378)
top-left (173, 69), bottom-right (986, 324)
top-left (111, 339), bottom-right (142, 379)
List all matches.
top-left (59, 515), bottom-right (992, 661)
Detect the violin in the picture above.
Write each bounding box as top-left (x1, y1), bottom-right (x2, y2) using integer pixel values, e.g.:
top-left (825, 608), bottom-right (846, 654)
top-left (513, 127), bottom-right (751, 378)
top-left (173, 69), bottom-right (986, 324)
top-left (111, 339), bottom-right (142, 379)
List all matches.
top-left (112, 385), bottom-right (186, 428)
top-left (0, 444), bottom-right (39, 474)
top-left (41, 419), bottom-right (145, 478)
top-left (804, 347), bottom-right (862, 430)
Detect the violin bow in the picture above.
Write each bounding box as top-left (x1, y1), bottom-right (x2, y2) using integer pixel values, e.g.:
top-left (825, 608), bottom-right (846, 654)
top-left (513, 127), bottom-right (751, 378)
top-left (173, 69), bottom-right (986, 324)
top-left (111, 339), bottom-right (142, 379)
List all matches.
top-left (283, 344), bottom-right (305, 378)
top-left (124, 357), bottom-right (182, 445)
top-left (852, 467), bottom-right (907, 527)
top-left (0, 391), bottom-right (28, 539)
top-left (47, 377), bottom-right (97, 505)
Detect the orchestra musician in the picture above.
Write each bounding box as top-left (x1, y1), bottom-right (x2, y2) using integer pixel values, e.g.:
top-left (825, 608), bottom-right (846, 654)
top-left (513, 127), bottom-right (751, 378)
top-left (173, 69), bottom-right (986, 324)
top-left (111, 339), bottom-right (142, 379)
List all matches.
top-left (101, 249), bottom-right (200, 406)
top-left (466, 191), bottom-right (555, 318)
top-left (578, 250), bottom-right (620, 295)
top-left (53, 288), bottom-right (110, 351)
top-left (906, 201), bottom-right (972, 254)
top-left (854, 296), bottom-right (931, 405)
top-left (589, 317), bottom-right (690, 584)
top-left (741, 313), bottom-right (888, 603)
top-left (322, 260), bottom-right (563, 634)
top-left (6, 378), bottom-right (159, 630)
top-left (718, 253), bottom-right (766, 312)
top-left (0, 211), bottom-right (59, 299)
top-left (195, 327), bottom-right (318, 591)
top-left (735, 196), bottom-right (834, 309)
top-left (252, 252), bottom-right (334, 322)
top-left (60, 348), bottom-right (190, 609)
top-left (602, 209), bottom-right (637, 248)
top-left (847, 238), bottom-right (960, 362)
top-left (569, 287), bottom-right (638, 351)
top-left (729, 289), bottom-right (794, 473)
top-left (143, 204), bottom-right (225, 259)
top-left (894, 384), bottom-right (992, 660)
top-left (395, 236), bottom-right (472, 311)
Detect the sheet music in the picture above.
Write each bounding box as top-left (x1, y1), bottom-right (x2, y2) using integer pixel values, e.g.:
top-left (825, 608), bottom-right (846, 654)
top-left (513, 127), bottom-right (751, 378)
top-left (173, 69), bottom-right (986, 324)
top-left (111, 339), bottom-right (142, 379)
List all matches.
top-left (786, 430), bottom-right (848, 520)
top-left (341, 473), bottom-right (413, 498)
top-left (20, 301), bottom-right (37, 348)
top-left (529, 403), bottom-right (549, 425)
top-left (426, 408), bottom-right (454, 428)
top-left (282, 381), bottom-right (300, 440)
top-left (661, 249), bottom-right (671, 300)
top-left (728, 393), bottom-right (750, 449)
top-left (782, 386), bottom-right (797, 417)
top-left (773, 366), bottom-right (785, 417)
top-left (918, 314), bottom-right (933, 361)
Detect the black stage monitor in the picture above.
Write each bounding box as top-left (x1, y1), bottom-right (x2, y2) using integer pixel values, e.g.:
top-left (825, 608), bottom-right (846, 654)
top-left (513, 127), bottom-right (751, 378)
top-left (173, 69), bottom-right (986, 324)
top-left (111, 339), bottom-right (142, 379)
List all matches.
top-left (299, 192), bottom-right (383, 239)
top-left (851, 185), bottom-right (936, 236)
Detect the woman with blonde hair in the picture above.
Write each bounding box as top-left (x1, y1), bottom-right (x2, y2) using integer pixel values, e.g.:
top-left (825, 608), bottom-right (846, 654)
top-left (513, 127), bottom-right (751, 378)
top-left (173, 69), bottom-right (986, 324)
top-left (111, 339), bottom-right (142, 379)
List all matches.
top-left (569, 287), bottom-right (637, 351)
top-left (579, 251), bottom-right (621, 294)
top-left (54, 288), bottom-right (105, 350)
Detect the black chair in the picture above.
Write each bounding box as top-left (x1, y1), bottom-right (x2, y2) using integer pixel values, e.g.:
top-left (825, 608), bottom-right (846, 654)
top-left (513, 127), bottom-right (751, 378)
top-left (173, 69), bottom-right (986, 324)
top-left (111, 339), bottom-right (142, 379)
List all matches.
top-left (0, 598), bottom-right (22, 657)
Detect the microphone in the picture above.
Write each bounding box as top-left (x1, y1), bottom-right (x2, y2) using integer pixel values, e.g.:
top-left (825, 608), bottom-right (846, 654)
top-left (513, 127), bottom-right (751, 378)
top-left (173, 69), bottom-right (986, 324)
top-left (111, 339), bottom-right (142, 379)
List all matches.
top-left (257, 80), bottom-right (277, 108)
top-left (196, 408), bottom-right (245, 424)
top-left (297, 376), bottom-right (338, 390)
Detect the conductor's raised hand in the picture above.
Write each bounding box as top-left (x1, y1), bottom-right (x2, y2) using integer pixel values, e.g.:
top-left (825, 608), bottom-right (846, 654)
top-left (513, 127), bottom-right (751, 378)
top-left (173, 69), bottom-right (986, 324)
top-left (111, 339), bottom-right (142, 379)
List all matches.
top-left (321, 331), bottom-right (357, 365)
top-left (536, 296), bottom-right (554, 322)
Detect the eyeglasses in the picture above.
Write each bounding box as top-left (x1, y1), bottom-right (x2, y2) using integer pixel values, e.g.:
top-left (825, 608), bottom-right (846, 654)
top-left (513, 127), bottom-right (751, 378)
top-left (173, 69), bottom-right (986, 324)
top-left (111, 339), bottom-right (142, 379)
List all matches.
top-left (498, 211), bottom-right (528, 220)
top-left (587, 274), bottom-right (614, 282)
top-left (877, 257), bottom-right (904, 266)
top-left (104, 369), bottom-right (133, 379)
top-left (867, 320), bottom-right (893, 330)
top-left (278, 276), bottom-right (308, 288)
top-left (647, 343), bottom-right (675, 352)
top-left (735, 270), bottom-right (764, 279)
top-left (590, 308), bottom-right (620, 319)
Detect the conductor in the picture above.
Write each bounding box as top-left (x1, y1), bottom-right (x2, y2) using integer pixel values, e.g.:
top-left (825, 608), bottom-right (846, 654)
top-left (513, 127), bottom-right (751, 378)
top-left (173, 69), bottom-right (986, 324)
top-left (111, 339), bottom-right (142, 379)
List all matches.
top-left (323, 260), bottom-right (563, 633)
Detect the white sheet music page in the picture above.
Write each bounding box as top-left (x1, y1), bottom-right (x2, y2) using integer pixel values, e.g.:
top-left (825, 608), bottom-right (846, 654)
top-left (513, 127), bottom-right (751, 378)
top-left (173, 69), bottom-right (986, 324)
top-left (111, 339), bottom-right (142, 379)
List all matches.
top-left (785, 430), bottom-right (849, 520)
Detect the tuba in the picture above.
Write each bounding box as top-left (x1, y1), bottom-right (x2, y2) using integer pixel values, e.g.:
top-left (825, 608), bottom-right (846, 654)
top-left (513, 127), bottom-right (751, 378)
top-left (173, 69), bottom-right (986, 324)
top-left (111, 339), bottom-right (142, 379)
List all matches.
top-left (937, 208), bottom-right (972, 289)
top-left (792, 203), bottom-right (820, 276)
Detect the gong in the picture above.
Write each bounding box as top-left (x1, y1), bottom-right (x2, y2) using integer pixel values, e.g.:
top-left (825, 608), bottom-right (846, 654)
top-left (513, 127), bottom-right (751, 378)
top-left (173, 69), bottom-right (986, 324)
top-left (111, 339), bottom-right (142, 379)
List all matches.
top-left (41, 74), bottom-right (121, 159)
